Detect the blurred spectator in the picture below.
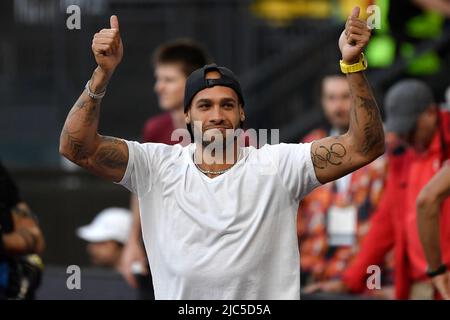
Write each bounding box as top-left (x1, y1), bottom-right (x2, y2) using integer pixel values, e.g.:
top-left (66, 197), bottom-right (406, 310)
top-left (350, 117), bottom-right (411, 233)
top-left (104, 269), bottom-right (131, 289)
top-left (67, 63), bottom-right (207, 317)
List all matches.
top-left (309, 79), bottom-right (450, 299)
top-left (417, 162), bottom-right (450, 299)
top-left (141, 39), bottom-right (210, 145)
top-left (415, 84), bottom-right (450, 299)
top-left (298, 72), bottom-right (391, 298)
top-left (77, 207), bottom-right (132, 270)
top-left (120, 39), bottom-right (210, 299)
top-left (0, 161), bottom-right (45, 300)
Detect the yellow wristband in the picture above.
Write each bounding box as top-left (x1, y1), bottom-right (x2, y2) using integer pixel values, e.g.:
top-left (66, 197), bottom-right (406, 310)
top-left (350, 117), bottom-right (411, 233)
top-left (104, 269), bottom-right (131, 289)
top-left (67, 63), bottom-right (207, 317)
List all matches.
top-left (340, 53), bottom-right (368, 74)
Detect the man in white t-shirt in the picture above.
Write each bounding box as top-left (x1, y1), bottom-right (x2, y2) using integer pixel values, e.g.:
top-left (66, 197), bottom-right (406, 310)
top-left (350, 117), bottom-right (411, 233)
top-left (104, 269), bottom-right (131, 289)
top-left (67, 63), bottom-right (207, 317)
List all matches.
top-left (59, 7), bottom-right (385, 299)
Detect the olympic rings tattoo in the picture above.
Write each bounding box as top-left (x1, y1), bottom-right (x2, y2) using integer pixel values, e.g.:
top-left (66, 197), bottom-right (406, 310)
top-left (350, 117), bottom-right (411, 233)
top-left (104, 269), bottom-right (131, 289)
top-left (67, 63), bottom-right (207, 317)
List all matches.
top-left (310, 143), bottom-right (347, 169)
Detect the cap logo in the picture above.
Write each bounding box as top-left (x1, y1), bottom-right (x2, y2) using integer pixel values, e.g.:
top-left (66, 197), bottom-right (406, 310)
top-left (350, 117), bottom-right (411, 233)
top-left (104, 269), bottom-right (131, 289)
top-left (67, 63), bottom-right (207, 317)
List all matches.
top-left (205, 78), bottom-right (233, 88)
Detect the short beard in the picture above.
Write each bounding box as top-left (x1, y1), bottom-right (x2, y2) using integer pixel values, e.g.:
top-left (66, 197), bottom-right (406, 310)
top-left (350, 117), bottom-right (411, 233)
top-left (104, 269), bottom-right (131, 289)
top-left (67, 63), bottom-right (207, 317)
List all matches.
top-left (191, 123), bottom-right (245, 165)
top-left (187, 121), bottom-right (244, 148)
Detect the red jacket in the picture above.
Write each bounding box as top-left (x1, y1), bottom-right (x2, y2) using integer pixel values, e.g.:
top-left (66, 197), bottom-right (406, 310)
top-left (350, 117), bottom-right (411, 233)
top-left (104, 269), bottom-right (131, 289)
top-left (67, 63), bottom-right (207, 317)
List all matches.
top-left (342, 111), bottom-right (450, 299)
top-left (142, 112), bottom-right (177, 144)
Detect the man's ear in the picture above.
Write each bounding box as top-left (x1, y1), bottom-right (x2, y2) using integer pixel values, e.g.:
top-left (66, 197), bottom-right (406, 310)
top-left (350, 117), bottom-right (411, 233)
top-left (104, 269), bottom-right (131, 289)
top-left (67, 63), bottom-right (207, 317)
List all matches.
top-left (240, 105), bottom-right (245, 122)
top-left (185, 111), bottom-right (191, 124)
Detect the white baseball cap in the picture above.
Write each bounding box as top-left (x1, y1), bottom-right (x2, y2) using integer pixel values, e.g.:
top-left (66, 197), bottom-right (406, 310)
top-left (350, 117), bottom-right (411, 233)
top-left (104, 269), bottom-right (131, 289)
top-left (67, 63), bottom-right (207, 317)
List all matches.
top-left (77, 207), bottom-right (132, 244)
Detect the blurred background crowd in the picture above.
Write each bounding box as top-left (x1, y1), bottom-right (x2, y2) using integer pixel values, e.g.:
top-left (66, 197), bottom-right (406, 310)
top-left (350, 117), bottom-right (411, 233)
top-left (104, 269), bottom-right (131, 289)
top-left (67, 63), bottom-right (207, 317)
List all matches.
top-left (1, 0), bottom-right (450, 299)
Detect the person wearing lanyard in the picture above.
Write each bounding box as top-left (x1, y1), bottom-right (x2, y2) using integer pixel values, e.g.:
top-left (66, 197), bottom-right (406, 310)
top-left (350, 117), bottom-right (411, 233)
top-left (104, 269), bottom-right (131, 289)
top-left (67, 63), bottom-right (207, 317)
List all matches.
top-left (0, 162), bottom-right (45, 299)
top-left (299, 73), bottom-right (388, 298)
top-left (310, 79), bottom-right (450, 300)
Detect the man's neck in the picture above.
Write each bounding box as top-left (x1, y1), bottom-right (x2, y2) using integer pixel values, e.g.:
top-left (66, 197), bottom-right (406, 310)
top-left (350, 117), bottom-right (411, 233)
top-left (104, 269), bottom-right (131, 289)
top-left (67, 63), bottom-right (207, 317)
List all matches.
top-left (194, 141), bottom-right (240, 177)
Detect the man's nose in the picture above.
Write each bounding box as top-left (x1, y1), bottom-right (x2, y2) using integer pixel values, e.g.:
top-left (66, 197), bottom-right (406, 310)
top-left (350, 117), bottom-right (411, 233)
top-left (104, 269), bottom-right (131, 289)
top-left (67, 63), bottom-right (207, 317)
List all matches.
top-left (335, 100), bottom-right (346, 111)
top-left (209, 105), bottom-right (225, 123)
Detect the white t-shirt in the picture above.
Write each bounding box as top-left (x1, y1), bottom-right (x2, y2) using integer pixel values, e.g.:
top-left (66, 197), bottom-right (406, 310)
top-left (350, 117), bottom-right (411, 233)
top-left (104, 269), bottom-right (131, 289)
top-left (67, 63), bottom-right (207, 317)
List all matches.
top-left (118, 141), bottom-right (321, 299)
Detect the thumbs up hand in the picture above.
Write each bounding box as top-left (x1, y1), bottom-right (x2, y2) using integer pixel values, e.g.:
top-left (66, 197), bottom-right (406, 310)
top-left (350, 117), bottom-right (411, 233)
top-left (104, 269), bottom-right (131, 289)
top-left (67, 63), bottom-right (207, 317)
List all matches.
top-left (92, 15), bottom-right (123, 74)
top-left (338, 7), bottom-right (371, 64)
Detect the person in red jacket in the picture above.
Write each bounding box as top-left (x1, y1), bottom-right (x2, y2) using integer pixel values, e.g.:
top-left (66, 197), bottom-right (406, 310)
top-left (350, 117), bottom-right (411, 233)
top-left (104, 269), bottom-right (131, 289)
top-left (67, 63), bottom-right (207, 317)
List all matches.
top-left (306, 79), bottom-right (450, 299)
top-left (298, 73), bottom-right (389, 295)
top-left (417, 162), bottom-right (450, 299)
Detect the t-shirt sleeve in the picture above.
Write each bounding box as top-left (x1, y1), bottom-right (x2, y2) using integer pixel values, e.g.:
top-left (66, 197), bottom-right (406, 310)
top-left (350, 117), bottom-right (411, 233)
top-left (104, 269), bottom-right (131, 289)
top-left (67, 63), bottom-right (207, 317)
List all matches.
top-left (268, 143), bottom-right (322, 201)
top-left (115, 140), bottom-right (176, 197)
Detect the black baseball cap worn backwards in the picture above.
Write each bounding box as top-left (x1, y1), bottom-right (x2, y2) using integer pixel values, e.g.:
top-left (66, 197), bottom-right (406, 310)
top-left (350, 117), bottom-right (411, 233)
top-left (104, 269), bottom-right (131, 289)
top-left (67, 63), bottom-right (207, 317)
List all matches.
top-left (184, 63), bottom-right (245, 112)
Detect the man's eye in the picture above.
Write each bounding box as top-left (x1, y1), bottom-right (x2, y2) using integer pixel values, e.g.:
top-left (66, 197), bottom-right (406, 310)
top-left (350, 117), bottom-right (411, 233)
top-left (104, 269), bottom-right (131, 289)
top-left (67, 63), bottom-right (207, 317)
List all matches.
top-left (223, 103), bottom-right (234, 108)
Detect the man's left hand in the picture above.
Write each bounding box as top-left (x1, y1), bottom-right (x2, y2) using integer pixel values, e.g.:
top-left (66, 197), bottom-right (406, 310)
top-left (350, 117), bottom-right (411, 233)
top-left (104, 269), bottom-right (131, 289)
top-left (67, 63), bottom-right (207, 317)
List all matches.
top-left (339, 6), bottom-right (371, 64)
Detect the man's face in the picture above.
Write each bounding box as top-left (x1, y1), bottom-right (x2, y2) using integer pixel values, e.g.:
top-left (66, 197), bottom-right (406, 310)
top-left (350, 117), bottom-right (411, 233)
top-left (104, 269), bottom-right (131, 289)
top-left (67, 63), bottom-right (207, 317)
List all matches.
top-left (398, 106), bottom-right (437, 152)
top-left (321, 76), bottom-right (351, 132)
top-left (154, 63), bottom-right (187, 111)
top-left (87, 241), bottom-right (122, 268)
top-left (185, 72), bottom-right (245, 146)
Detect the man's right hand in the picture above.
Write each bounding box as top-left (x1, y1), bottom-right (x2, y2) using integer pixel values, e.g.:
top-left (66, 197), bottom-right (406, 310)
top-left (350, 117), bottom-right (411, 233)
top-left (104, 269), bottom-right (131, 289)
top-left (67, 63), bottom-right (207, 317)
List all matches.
top-left (92, 15), bottom-right (123, 75)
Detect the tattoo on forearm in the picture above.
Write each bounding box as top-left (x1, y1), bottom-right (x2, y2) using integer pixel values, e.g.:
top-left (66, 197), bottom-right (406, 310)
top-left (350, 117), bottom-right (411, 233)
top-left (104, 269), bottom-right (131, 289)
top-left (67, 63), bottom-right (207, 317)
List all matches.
top-left (356, 95), bottom-right (384, 155)
top-left (347, 73), bottom-right (384, 158)
top-left (352, 107), bottom-right (359, 127)
top-left (62, 128), bottom-right (89, 161)
top-left (311, 142), bottom-right (347, 169)
top-left (60, 69), bottom-right (127, 178)
top-left (70, 97), bottom-right (100, 127)
top-left (94, 137), bottom-right (127, 169)
top-left (67, 71), bottom-right (101, 127)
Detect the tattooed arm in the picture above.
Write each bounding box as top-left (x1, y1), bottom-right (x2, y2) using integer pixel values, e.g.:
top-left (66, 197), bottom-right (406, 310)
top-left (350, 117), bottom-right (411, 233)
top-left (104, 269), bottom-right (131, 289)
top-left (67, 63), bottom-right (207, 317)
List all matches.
top-left (2, 202), bottom-right (45, 255)
top-left (59, 67), bottom-right (128, 182)
top-left (417, 165), bottom-right (450, 270)
top-left (311, 7), bottom-right (385, 184)
top-left (416, 164), bottom-right (450, 300)
top-left (311, 72), bottom-right (384, 183)
top-left (59, 15), bottom-right (127, 182)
